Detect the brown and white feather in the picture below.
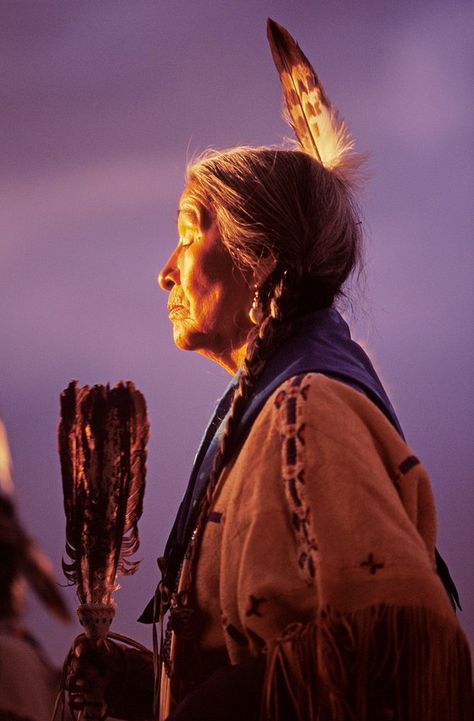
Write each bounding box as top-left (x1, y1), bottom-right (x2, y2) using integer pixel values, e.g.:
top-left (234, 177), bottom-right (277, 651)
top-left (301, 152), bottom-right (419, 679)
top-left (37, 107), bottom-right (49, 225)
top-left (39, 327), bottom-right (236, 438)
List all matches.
top-left (267, 18), bottom-right (363, 179)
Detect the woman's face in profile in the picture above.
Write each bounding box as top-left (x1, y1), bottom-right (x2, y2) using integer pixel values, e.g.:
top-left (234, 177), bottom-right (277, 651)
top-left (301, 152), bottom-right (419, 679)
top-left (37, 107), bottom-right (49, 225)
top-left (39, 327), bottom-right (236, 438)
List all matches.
top-left (158, 190), bottom-right (253, 368)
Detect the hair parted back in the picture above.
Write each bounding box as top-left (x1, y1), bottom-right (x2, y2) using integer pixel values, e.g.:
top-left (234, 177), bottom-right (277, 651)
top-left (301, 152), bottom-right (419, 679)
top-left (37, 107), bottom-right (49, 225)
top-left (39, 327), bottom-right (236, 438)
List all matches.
top-left (186, 146), bottom-right (362, 314)
top-left (182, 145), bottom-right (364, 588)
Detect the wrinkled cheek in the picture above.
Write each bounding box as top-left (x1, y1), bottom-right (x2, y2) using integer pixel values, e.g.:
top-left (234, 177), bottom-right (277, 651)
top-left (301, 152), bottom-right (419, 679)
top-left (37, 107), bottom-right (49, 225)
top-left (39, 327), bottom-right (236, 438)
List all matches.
top-left (189, 293), bottom-right (218, 332)
top-left (198, 249), bottom-right (231, 282)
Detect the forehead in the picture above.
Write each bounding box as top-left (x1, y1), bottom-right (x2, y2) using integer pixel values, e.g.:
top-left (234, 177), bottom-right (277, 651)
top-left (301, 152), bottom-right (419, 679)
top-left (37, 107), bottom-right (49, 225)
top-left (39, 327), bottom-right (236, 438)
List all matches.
top-left (177, 187), bottom-right (213, 231)
top-left (177, 190), bottom-right (200, 225)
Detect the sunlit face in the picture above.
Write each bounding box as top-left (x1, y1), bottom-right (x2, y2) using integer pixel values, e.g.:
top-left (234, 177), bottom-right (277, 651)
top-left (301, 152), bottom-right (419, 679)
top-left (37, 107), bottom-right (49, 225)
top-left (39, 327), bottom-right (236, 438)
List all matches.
top-left (158, 191), bottom-right (254, 370)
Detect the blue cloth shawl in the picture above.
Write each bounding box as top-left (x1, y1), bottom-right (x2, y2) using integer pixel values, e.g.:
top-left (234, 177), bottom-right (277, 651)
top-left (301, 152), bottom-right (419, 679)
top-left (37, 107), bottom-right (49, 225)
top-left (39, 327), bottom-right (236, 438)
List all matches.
top-left (139, 308), bottom-right (458, 623)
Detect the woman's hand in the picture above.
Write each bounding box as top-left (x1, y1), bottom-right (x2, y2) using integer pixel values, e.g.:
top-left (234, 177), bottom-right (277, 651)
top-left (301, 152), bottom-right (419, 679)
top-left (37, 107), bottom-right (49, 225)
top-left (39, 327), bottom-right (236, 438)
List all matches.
top-left (66, 635), bottom-right (154, 720)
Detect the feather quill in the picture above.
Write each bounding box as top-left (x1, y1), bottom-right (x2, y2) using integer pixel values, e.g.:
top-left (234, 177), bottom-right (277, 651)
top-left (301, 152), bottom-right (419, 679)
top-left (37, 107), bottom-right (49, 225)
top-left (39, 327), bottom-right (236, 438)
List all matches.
top-left (58, 380), bottom-right (148, 607)
top-left (267, 18), bottom-right (362, 177)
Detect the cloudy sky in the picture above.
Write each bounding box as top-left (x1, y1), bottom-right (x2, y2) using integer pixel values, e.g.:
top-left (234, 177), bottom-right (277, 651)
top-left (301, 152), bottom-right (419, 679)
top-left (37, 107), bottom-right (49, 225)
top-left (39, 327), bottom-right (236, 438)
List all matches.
top-left (1, 0), bottom-right (472, 663)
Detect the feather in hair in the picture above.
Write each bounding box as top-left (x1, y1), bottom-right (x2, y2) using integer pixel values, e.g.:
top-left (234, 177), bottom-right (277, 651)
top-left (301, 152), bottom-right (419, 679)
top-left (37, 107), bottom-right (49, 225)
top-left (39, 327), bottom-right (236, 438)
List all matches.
top-left (58, 380), bottom-right (148, 607)
top-left (267, 18), bottom-right (363, 178)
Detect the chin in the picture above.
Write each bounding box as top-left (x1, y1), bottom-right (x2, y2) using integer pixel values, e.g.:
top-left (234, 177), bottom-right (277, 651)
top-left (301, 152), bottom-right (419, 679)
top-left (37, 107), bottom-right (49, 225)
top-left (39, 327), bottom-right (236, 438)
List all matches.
top-left (172, 325), bottom-right (204, 352)
top-left (173, 325), bottom-right (226, 360)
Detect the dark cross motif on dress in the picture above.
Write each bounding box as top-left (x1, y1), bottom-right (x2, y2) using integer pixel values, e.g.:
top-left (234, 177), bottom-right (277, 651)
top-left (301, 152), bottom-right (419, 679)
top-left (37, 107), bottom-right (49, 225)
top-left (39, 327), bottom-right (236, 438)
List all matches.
top-left (360, 553), bottom-right (384, 575)
top-left (245, 594), bottom-right (268, 618)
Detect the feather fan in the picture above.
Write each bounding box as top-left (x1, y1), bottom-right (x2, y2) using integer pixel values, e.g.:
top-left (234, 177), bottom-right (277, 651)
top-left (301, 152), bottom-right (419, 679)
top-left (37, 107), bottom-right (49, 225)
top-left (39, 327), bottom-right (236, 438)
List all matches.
top-left (267, 18), bottom-right (363, 178)
top-left (56, 381), bottom-right (149, 720)
top-left (58, 380), bottom-right (148, 609)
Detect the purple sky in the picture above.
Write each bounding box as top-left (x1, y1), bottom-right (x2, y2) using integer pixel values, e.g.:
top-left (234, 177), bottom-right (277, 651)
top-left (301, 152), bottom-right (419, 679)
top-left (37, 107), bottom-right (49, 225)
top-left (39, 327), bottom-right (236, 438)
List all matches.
top-left (1, 1), bottom-right (472, 664)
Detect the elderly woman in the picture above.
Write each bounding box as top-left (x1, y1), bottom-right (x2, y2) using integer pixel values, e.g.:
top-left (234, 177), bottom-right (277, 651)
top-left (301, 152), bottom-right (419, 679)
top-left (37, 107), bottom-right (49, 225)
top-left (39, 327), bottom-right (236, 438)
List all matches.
top-left (68, 21), bottom-right (472, 721)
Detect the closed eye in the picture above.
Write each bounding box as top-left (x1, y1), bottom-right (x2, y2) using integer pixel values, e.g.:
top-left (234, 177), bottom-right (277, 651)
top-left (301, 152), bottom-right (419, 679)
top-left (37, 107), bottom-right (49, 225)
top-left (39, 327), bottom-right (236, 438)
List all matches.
top-left (180, 228), bottom-right (197, 247)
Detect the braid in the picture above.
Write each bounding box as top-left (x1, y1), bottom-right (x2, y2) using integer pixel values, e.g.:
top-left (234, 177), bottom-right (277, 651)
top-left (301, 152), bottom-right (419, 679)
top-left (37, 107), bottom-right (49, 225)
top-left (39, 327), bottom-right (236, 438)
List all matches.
top-left (184, 268), bottom-right (302, 585)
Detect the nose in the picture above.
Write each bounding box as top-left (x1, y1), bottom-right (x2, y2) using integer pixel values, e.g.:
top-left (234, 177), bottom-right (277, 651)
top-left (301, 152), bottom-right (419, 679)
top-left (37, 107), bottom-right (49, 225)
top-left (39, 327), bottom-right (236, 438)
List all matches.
top-left (157, 268), bottom-right (173, 291)
top-left (158, 248), bottom-right (179, 291)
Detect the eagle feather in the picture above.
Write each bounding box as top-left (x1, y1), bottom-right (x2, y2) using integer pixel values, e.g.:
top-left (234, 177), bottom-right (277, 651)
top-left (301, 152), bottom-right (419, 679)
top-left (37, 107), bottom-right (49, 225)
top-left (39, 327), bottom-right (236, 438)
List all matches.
top-left (267, 18), bottom-right (363, 180)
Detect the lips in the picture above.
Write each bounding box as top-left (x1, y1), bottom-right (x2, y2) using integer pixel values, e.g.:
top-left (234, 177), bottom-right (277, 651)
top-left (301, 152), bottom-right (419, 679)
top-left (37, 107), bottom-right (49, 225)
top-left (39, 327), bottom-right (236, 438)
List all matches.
top-left (168, 303), bottom-right (188, 319)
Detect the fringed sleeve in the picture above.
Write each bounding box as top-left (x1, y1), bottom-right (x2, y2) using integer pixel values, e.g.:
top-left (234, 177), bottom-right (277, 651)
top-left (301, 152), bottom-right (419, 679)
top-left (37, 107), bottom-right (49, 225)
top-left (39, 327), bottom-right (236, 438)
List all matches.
top-left (264, 604), bottom-right (473, 721)
top-left (216, 373), bottom-right (472, 721)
